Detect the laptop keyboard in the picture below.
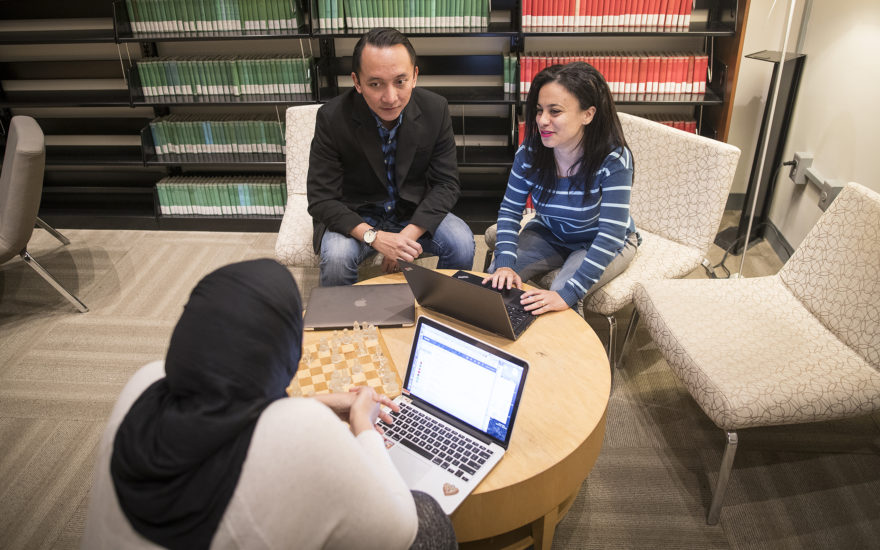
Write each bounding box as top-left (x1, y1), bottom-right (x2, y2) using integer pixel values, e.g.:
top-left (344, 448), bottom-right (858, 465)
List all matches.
top-left (506, 303), bottom-right (530, 328)
top-left (379, 401), bottom-right (494, 482)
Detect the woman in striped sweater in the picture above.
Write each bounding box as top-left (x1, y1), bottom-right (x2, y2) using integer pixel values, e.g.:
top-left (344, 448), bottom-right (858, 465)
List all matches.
top-left (484, 62), bottom-right (640, 314)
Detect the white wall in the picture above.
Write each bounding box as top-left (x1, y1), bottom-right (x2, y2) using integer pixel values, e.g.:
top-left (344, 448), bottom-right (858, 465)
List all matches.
top-left (767, 0), bottom-right (880, 248)
top-left (728, 0), bottom-right (880, 250)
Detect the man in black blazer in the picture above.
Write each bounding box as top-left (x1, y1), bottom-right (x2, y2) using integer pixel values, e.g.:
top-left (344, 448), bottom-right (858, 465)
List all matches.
top-left (307, 28), bottom-right (475, 286)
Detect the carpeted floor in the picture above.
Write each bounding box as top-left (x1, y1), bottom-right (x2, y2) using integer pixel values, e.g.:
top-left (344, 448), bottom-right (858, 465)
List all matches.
top-left (1, 222), bottom-right (878, 549)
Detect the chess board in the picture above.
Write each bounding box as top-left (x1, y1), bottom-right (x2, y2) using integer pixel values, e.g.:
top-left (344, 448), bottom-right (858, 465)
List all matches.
top-left (286, 328), bottom-right (403, 398)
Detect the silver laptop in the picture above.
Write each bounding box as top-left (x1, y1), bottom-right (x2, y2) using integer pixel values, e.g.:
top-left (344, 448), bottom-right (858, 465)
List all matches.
top-left (378, 316), bottom-right (529, 513)
top-left (303, 284), bottom-right (415, 330)
top-left (398, 260), bottom-right (537, 340)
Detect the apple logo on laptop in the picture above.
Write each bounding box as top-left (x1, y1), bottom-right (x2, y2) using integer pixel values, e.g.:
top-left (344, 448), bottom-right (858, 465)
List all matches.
top-left (354, 298), bottom-right (367, 307)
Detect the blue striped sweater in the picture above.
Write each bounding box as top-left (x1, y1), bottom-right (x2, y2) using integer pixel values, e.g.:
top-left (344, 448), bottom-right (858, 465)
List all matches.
top-left (494, 144), bottom-right (636, 306)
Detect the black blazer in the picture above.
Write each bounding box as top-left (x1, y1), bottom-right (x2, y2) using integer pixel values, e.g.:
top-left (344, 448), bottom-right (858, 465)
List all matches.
top-left (306, 87), bottom-right (461, 253)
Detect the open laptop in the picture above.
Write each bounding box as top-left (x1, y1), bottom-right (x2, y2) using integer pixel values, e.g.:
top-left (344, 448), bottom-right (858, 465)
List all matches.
top-left (303, 284), bottom-right (414, 330)
top-left (378, 316), bottom-right (529, 513)
top-left (398, 260), bottom-right (536, 340)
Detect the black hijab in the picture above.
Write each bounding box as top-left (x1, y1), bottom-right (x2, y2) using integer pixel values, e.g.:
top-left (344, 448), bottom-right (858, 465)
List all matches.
top-left (110, 259), bottom-right (303, 549)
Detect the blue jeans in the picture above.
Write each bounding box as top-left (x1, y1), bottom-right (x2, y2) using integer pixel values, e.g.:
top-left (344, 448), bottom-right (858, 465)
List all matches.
top-left (319, 213), bottom-right (475, 286)
top-left (490, 221), bottom-right (638, 301)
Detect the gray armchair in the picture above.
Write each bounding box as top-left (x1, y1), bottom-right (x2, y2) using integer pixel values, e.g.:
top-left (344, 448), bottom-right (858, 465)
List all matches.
top-left (0, 116), bottom-right (88, 312)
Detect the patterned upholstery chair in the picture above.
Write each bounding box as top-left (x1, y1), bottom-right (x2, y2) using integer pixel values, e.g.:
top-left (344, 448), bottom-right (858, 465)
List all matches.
top-left (484, 113), bottom-right (741, 366)
top-left (275, 104), bottom-right (322, 268)
top-left (632, 182), bottom-right (880, 524)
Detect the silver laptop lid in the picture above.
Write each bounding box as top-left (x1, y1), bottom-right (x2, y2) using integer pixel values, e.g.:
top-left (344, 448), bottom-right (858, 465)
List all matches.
top-left (303, 284), bottom-right (415, 330)
top-left (401, 317), bottom-right (529, 449)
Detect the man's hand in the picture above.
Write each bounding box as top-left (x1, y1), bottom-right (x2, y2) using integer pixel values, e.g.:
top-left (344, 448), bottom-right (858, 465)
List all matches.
top-left (373, 224), bottom-right (425, 272)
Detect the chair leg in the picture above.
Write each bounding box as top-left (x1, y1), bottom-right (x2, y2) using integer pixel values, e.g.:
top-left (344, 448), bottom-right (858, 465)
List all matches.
top-left (482, 249), bottom-right (494, 272)
top-left (605, 314), bottom-right (617, 369)
top-left (19, 250), bottom-right (88, 313)
top-left (35, 217), bottom-right (70, 246)
top-left (707, 430), bottom-right (738, 525)
top-left (616, 309), bottom-right (640, 369)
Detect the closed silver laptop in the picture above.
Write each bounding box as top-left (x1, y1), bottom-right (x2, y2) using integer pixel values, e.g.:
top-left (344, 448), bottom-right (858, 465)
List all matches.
top-left (303, 284), bottom-right (415, 330)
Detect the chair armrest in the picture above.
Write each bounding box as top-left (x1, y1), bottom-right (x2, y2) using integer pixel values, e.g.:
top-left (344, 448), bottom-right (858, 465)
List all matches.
top-left (275, 194), bottom-right (318, 268)
top-left (484, 212), bottom-right (536, 251)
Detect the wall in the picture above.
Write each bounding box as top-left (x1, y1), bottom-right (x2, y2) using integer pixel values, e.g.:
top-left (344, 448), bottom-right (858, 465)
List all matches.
top-left (727, 0), bottom-right (880, 250)
top-left (767, 0), bottom-right (880, 249)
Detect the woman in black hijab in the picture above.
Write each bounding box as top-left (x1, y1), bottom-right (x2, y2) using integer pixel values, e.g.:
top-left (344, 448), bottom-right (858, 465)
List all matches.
top-left (82, 259), bottom-right (456, 549)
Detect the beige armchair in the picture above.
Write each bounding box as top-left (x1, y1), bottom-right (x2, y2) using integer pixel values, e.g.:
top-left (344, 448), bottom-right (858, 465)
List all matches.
top-left (0, 116), bottom-right (87, 312)
top-left (631, 182), bottom-right (880, 524)
top-left (275, 104), bottom-right (322, 268)
top-left (484, 113), bottom-right (740, 366)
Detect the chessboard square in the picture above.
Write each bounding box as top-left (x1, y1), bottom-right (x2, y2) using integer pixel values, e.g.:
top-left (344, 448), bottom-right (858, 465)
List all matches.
top-left (362, 371), bottom-right (379, 381)
top-left (313, 382), bottom-right (328, 392)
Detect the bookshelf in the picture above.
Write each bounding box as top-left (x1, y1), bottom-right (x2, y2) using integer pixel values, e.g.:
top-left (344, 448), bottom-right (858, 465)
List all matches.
top-left (0, 0), bottom-right (749, 233)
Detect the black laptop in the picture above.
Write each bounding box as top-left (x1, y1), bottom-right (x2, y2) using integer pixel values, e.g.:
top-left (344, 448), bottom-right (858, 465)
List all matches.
top-left (398, 261), bottom-right (536, 340)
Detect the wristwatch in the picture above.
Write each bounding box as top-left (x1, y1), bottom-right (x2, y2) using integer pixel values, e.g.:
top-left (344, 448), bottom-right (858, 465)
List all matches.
top-left (363, 228), bottom-right (378, 247)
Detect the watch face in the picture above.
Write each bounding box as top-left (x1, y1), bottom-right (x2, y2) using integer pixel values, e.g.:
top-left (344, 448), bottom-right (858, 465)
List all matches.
top-left (365, 229), bottom-right (377, 244)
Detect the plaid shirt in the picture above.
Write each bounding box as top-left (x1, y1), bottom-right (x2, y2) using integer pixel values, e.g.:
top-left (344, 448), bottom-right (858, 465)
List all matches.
top-left (373, 112), bottom-right (403, 215)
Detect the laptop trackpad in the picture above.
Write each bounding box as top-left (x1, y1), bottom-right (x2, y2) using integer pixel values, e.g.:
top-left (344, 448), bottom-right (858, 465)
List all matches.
top-left (393, 448), bottom-right (432, 486)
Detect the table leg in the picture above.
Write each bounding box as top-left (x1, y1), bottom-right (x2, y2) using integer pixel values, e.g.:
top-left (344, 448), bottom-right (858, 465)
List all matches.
top-left (530, 505), bottom-right (557, 550)
top-left (530, 490), bottom-right (579, 550)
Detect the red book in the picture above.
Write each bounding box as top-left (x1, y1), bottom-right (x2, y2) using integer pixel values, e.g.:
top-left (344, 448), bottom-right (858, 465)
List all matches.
top-left (634, 0), bottom-right (645, 28)
top-left (636, 56), bottom-right (647, 98)
top-left (623, 56), bottom-right (634, 95)
top-left (658, 56), bottom-right (669, 94)
top-left (578, 0), bottom-right (588, 27)
top-left (612, 55), bottom-right (620, 92)
top-left (647, 55), bottom-right (657, 96)
top-left (685, 55), bottom-right (695, 94)
top-left (518, 120), bottom-right (526, 146)
top-left (699, 54), bottom-right (709, 94)
top-left (657, 0), bottom-right (668, 27)
top-left (523, 0), bottom-right (532, 28)
top-left (666, 0), bottom-right (678, 28)
top-left (679, 0), bottom-right (692, 28)
top-left (524, 56), bottom-right (533, 95)
top-left (675, 55), bottom-right (686, 95)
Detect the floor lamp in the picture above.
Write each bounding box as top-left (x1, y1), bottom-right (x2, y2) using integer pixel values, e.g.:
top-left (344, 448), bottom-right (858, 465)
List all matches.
top-left (736, 0), bottom-right (801, 276)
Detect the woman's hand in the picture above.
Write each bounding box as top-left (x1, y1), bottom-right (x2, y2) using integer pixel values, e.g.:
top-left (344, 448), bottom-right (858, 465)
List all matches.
top-left (482, 266), bottom-right (523, 290)
top-left (313, 387), bottom-right (398, 436)
top-left (520, 289), bottom-right (567, 315)
top-left (348, 386), bottom-right (398, 436)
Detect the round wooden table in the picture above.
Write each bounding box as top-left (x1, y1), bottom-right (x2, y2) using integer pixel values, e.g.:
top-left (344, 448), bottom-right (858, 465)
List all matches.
top-left (361, 271), bottom-right (611, 549)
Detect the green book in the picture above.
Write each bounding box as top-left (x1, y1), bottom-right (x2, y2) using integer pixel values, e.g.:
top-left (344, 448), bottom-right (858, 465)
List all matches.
top-left (210, 181), bottom-right (220, 215)
top-left (226, 180), bottom-right (238, 216)
top-left (155, 183), bottom-right (166, 215)
top-left (124, 0), bottom-right (139, 33)
top-left (137, 61), bottom-right (151, 98)
top-left (269, 0), bottom-right (282, 31)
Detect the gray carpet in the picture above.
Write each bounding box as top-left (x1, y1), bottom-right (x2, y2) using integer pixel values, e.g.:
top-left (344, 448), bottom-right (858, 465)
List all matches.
top-left (1, 224), bottom-right (878, 549)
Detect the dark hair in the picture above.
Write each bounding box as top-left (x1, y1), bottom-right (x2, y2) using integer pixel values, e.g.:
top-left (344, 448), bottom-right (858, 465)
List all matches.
top-left (351, 28), bottom-right (417, 78)
top-left (523, 62), bottom-right (629, 204)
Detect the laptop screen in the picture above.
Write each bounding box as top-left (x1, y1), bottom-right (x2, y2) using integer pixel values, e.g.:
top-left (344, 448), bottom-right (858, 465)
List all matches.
top-left (402, 317), bottom-right (528, 448)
